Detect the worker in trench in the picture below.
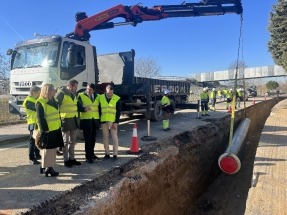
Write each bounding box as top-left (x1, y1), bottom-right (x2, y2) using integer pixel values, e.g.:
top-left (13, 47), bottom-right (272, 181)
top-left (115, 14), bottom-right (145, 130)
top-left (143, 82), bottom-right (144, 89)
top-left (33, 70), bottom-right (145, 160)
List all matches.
top-left (161, 90), bottom-right (174, 131)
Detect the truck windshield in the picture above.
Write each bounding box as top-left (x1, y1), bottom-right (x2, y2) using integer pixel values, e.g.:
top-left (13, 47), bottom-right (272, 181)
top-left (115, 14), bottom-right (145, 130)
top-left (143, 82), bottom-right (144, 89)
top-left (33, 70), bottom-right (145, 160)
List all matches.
top-left (12, 41), bottom-right (60, 69)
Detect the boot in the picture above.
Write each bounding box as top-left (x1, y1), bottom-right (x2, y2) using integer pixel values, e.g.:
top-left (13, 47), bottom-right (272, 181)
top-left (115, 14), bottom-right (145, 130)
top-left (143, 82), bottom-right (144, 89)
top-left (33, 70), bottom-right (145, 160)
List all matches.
top-left (40, 167), bottom-right (45, 174)
top-left (45, 167), bottom-right (59, 177)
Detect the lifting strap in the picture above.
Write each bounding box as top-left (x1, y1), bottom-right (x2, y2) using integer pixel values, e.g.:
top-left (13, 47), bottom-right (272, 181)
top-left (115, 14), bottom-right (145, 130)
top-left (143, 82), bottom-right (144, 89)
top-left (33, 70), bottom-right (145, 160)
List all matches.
top-left (228, 13), bottom-right (244, 154)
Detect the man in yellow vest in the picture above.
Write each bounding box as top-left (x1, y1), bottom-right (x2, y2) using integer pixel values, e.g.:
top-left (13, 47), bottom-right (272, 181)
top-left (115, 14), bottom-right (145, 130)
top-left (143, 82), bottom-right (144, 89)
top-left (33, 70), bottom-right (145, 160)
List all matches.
top-left (209, 88), bottom-right (217, 111)
top-left (56, 79), bottom-right (89, 167)
top-left (236, 88), bottom-right (243, 108)
top-left (78, 83), bottom-right (100, 164)
top-left (226, 89), bottom-right (233, 109)
top-left (200, 87), bottom-right (209, 116)
top-left (23, 86), bottom-right (41, 164)
top-left (99, 84), bottom-right (121, 160)
top-left (161, 90), bottom-right (173, 131)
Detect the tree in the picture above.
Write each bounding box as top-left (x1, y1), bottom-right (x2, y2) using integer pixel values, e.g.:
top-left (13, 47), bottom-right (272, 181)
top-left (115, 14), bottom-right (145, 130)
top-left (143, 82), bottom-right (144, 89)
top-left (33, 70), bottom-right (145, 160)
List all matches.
top-left (226, 60), bottom-right (249, 88)
top-left (266, 80), bottom-right (279, 91)
top-left (0, 50), bottom-right (9, 79)
top-left (268, 0), bottom-right (287, 72)
top-left (135, 56), bottom-right (161, 78)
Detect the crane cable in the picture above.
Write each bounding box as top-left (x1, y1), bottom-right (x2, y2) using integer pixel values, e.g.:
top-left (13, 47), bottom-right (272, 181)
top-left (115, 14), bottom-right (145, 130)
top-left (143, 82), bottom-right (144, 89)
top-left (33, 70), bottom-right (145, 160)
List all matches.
top-left (240, 15), bottom-right (247, 118)
top-left (228, 13), bottom-right (244, 154)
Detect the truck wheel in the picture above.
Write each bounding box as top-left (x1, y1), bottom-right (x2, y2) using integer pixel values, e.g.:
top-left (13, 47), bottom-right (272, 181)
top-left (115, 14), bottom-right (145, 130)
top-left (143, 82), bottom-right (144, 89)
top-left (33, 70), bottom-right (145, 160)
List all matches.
top-left (151, 100), bottom-right (162, 121)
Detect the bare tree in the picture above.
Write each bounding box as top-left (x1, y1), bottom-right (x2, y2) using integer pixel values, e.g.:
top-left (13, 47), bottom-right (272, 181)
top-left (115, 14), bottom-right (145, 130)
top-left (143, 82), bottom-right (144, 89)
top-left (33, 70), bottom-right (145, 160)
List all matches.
top-left (135, 56), bottom-right (161, 78)
top-left (225, 60), bottom-right (249, 88)
top-left (0, 50), bottom-right (9, 79)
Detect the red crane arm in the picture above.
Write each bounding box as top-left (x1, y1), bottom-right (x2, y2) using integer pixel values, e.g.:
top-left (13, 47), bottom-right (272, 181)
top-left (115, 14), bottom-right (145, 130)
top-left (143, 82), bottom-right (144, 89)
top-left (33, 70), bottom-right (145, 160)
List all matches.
top-left (67, 0), bottom-right (242, 41)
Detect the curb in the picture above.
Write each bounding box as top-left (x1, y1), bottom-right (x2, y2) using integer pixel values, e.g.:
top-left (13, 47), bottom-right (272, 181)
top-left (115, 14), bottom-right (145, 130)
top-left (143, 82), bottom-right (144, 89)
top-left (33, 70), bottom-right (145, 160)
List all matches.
top-left (0, 135), bottom-right (29, 146)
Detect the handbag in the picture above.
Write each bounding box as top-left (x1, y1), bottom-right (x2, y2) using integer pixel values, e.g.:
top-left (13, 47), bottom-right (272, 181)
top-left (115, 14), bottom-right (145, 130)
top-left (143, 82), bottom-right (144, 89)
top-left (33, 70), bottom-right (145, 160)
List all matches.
top-left (35, 132), bottom-right (48, 150)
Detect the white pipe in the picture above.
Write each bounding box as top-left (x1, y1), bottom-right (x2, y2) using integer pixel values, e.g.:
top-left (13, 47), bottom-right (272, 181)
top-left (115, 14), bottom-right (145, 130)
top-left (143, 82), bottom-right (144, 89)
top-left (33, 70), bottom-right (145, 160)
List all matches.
top-left (218, 118), bottom-right (251, 174)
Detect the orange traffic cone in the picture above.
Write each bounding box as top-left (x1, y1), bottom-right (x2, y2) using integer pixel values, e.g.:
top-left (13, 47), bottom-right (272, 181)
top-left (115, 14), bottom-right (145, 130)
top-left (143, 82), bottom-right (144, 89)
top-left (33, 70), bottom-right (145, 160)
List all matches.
top-left (127, 123), bottom-right (143, 154)
top-left (228, 105), bottom-right (232, 113)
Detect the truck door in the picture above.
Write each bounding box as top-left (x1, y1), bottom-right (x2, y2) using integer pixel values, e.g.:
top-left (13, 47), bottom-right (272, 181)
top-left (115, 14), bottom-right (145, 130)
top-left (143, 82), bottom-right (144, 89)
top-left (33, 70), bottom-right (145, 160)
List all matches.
top-left (59, 41), bottom-right (87, 81)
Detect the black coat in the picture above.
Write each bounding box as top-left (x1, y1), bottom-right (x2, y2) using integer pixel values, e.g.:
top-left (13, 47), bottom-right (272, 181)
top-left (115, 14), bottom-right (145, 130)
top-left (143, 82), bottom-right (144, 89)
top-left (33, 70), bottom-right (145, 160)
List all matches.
top-left (36, 98), bottom-right (64, 149)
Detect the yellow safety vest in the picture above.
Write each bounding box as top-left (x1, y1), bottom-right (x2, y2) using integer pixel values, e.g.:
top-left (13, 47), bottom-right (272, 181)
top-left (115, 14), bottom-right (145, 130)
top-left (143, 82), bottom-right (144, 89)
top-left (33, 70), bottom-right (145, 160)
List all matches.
top-left (237, 90), bottom-right (243, 97)
top-left (209, 91), bottom-right (216, 99)
top-left (161, 96), bottom-right (170, 106)
top-left (99, 94), bottom-right (120, 122)
top-left (59, 90), bottom-right (78, 119)
top-left (200, 92), bottom-right (209, 101)
top-left (36, 97), bottom-right (61, 131)
top-left (23, 96), bottom-right (37, 125)
top-left (226, 91), bottom-right (233, 99)
top-left (78, 93), bottom-right (99, 119)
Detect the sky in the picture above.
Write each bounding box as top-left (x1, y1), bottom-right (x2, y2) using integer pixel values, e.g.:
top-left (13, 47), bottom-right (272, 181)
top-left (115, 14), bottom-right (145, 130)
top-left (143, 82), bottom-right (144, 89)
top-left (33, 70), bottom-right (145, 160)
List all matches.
top-left (0, 0), bottom-right (278, 77)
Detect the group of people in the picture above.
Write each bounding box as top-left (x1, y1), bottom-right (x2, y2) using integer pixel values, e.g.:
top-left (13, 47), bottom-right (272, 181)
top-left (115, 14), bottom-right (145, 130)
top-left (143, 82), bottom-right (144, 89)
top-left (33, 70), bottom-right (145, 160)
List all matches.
top-left (200, 87), bottom-right (245, 116)
top-left (23, 80), bottom-right (121, 177)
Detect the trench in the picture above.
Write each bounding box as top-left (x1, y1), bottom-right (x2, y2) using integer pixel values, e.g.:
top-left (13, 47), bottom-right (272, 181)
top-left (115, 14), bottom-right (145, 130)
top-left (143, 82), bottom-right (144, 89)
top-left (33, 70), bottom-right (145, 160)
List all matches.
top-left (24, 98), bottom-right (280, 215)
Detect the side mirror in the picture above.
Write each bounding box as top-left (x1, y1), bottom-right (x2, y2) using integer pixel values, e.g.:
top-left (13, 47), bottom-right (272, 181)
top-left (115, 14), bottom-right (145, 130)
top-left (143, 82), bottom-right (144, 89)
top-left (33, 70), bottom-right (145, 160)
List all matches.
top-left (6, 49), bottom-right (13, 55)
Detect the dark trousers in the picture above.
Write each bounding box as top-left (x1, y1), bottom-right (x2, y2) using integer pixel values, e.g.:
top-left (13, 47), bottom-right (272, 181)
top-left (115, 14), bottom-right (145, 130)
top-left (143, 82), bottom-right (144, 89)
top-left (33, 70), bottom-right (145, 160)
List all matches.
top-left (201, 101), bottom-right (208, 111)
top-left (82, 120), bottom-right (98, 160)
top-left (29, 130), bottom-right (40, 160)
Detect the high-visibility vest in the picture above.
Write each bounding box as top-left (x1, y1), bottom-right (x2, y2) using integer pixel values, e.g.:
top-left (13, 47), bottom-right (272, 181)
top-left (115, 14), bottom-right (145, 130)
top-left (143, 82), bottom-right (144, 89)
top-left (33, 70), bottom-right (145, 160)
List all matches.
top-left (226, 91), bottom-right (233, 99)
top-left (59, 90), bottom-right (78, 119)
top-left (200, 92), bottom-right (209, 102)
top-left (23, 96), bottom-right (37, 125)
top-left (237, 89), bottom-right (243, 97)
top-left (99, 94), bottom-right (120, 122)
top-left (36, 97), bottom-right (61, 131)
top-left (161, 96), bottom-right (170, 106)
top-left (210, 91), bottom-right (216, 99)
top-left (78, 93), bottom-right (99, 119)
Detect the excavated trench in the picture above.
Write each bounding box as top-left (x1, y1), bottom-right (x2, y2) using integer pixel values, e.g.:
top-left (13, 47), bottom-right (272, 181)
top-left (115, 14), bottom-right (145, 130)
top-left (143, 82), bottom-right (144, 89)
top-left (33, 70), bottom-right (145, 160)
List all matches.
top-left (24, 99), bottom-right (279, 215)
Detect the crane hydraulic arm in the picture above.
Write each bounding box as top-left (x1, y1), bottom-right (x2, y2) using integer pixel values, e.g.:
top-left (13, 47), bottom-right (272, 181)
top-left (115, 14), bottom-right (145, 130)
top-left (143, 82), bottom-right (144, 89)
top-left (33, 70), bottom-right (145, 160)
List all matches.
top-left (67, 0), bottom-right (243, 41)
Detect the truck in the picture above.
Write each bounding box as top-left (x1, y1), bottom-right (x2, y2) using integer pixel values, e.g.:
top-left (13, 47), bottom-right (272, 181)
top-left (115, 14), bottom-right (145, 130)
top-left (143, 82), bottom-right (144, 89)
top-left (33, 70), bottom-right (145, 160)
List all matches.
top-left (6, 0), bottom-right (243, 121)
top-left (247, 85), bottom-right (257, 97)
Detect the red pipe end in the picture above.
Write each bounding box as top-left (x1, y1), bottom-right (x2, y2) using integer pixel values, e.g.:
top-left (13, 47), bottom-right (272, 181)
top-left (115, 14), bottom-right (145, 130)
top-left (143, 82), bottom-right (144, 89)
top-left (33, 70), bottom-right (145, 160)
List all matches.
top-left (218, 153), bottom-right (241, 174)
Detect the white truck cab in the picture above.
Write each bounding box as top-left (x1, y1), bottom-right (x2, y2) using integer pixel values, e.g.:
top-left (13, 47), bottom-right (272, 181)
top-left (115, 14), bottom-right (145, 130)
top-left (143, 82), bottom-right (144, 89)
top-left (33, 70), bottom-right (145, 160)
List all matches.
top-left (7, 35), bottom-right (98, 116)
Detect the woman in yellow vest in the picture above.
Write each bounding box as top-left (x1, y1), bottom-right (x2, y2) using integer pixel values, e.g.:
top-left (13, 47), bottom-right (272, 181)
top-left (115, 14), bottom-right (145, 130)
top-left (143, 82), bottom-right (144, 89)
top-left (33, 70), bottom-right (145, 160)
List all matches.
top-left (99, 84), bottom-right (121, 160)
top-left (36, 84), bottom-right (64, 177)
top-left (78, 83), bottom-right (100, 163)
top-left (23, 86), bottom-right (41, 165)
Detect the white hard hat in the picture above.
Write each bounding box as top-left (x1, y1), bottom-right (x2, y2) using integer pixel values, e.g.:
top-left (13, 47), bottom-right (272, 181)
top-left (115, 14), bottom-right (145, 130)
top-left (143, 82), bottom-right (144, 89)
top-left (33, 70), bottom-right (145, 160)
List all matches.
top-left (212, 88), bottom-right (215, 91)
top-left (163, 89), bottom-right (170, 95)
top-left (230, 88), bottom-right (233, 91)
top-left (203, 88), bottom-right (207, 92)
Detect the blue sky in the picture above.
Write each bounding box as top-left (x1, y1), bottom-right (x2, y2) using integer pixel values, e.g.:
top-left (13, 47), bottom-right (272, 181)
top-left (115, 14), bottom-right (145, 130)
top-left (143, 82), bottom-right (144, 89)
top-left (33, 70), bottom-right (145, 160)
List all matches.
top-left (0, 0), bottom-right (278, 77)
